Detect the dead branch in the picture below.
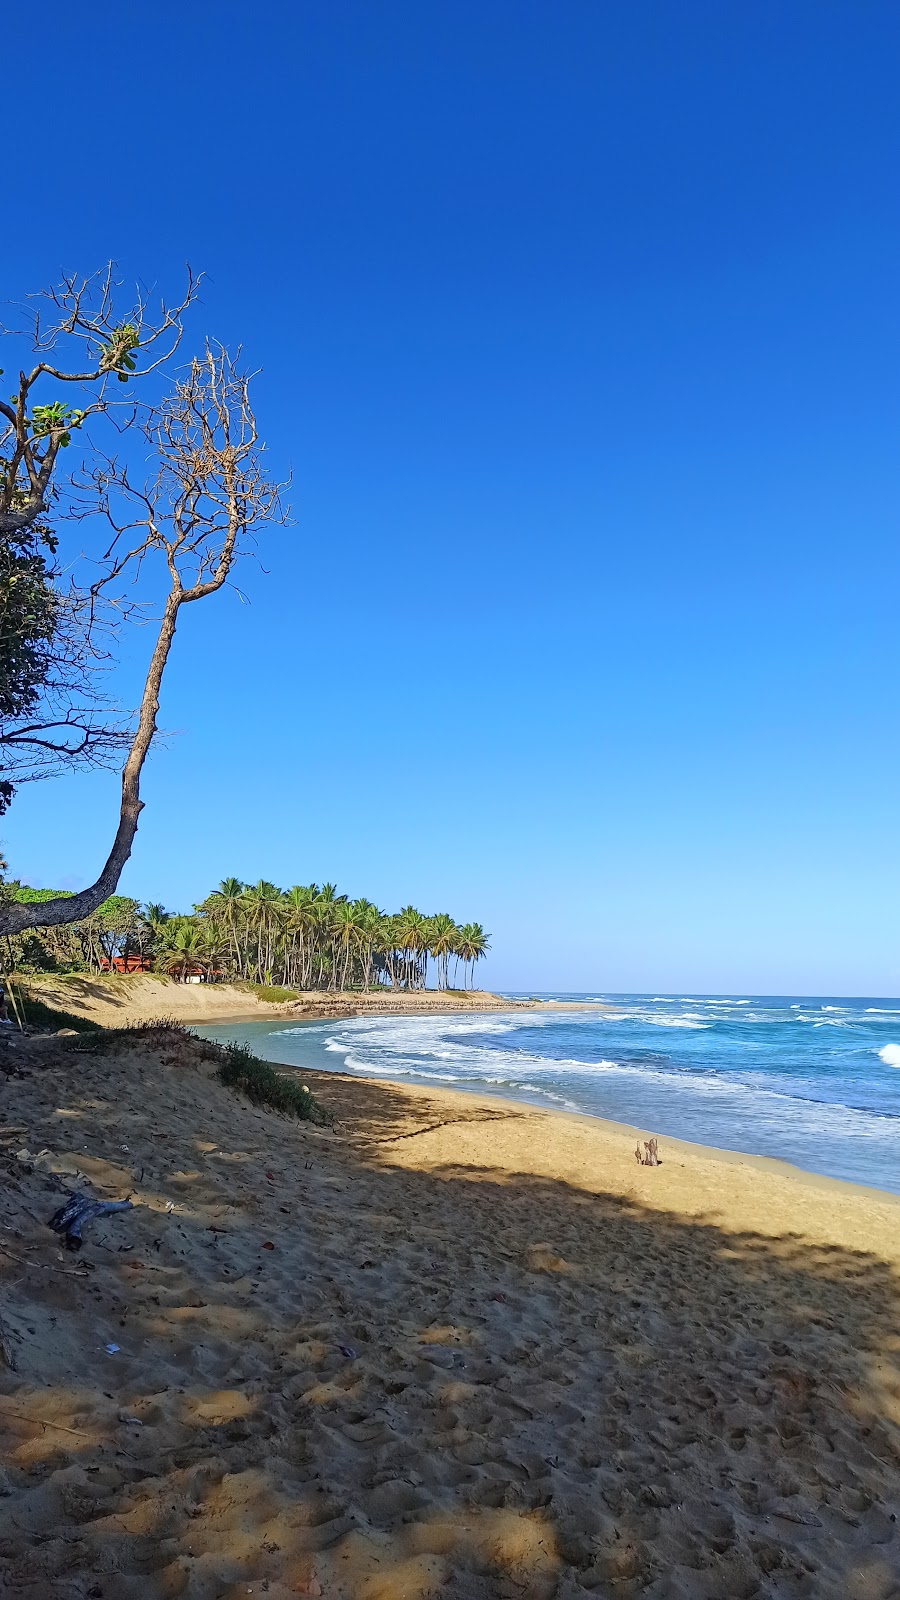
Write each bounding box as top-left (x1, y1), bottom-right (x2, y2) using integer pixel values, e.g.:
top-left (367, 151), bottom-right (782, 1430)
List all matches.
top-left (0, 264), bottom-right (199, 537)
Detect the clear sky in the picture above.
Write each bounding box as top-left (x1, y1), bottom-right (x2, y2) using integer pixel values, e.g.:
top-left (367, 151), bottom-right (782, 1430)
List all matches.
top-left (4, 2), bottom-right (900, 994)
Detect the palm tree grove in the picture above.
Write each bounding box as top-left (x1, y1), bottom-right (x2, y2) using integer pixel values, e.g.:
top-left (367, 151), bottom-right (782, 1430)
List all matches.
top-left (1, 877), bottom-right (490, 992)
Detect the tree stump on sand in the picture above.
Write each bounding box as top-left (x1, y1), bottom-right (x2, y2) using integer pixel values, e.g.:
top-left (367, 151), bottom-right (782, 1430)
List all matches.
top-left (634, 1137), bottom-right (661, 1167)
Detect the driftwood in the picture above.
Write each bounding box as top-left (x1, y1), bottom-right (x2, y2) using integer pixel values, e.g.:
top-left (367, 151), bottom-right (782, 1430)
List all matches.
top-left (634, 1137), bottom-right (661, 1167)
top-left (0, 1404), bottom-right (92, 1437)
top-left (0, 1243), bottom-right (93, 1277)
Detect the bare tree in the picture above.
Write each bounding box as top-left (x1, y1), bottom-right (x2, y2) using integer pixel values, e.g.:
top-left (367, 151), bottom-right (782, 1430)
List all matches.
top-left (0, 344), bottom-right (286, 937)
top-left (0, 264), bottom-right (198, 537)
top-left (0, 267), bottom-right (199, 802)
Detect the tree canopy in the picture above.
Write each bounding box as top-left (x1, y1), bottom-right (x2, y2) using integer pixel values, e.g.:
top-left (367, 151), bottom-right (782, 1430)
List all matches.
top-left (1, 877), bottom-right (490, 992)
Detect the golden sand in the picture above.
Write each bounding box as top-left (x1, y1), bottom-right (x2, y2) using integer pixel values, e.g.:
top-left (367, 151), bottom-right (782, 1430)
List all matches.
top-left (0, 1033), bottom-right (898, 1598)
top-left (20, 974), bottom-right (552, 1027)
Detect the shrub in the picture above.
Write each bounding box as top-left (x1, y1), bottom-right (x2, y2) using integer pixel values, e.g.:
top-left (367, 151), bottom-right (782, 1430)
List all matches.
top-left (216, 1040), bottom-right (325, 1121)
top-left (67, 1017), bottom-right (204, 1055)
top-left (249, 984), bottom-right (299, 1004)
top-left (58, 1017), bottom-right (325, 1122)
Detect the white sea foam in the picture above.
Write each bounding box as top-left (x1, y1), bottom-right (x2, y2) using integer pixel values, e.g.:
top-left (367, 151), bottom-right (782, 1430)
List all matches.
top-left (644, 1016), bottom-right (710, 1029)
top-left (333, 1047), bottom-right (583, 1109)
top-left (324, 1030), bottom-right (900, 1143)
top-left (793, 1015), bottom-right (857, 1027)
top-left (207, 1006), bottom-right (900, 1195)
top-left (321, 1017), bottom-right (881, 1124)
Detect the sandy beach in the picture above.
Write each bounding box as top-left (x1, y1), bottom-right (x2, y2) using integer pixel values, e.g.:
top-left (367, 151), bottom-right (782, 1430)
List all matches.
top-left (20, 975), bottom-right (575, 1029)
top-left (1, 1028), bottom-right (898, 1598)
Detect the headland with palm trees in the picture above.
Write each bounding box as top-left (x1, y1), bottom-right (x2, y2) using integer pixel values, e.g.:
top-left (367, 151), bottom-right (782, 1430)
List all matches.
top-left (152, 879), bottom-right (490, 993)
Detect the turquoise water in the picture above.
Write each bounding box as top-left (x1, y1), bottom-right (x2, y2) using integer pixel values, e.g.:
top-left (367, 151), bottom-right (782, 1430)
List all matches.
top-left (197, 994), bottom-right (900, 1195)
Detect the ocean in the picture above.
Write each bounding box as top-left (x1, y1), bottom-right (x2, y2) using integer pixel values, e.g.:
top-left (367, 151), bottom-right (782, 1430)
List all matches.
top-left (196, 994), bottom-right (900, 1196)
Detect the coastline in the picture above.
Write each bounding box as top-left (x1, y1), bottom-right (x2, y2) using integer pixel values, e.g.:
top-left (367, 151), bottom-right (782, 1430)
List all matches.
top-left (196, 1012), bottom-right (900, 1206)
top-left (20, 973), bottom-right (603, 1028)
top-left (19, 976), bottom-right (898, 1201)
top-left (291, 1061), bottom-right (900, 1217)
top-left (1, 1026), bottom-right (897, 1595)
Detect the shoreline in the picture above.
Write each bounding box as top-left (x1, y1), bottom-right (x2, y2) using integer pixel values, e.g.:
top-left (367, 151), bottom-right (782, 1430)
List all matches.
top-left (1, 1025), bottom-right (898, 1594)
top-left (194, 1009), bottom-right (900, 1206)
top-left (282, 1060), bottom-right (900, 1211)
top-left (20, 972), bottom-right (609, 1029)
top-left (22, 976), bottom-right (899, 1203)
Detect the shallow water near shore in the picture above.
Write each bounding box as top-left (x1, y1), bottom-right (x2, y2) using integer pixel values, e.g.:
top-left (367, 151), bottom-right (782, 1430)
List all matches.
top-left (197, 992), bottom-right (900, 1194)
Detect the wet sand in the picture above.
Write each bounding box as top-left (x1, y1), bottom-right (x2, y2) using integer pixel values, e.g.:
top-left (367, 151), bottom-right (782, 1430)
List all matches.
top-left (0, 1032), bottom-right (898, 1597)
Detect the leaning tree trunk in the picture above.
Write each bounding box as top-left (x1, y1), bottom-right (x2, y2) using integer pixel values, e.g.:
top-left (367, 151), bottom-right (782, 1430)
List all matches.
top-left (0, 592), bottom-right (181, 939)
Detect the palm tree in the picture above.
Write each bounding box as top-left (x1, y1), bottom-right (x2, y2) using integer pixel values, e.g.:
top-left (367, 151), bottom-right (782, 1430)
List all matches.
top-left (353, 899), bottom-right (383, 988)
top-left (283, 884), bottom-right (318, 988)
top-left (312, 883), bottom-right (346, 988)
top-left (467, 923), bottom-right (490, 988)
top-left (195, 922), bottom-right (226, 980)
top-left (377, 912), bottom-right (400, 988)
top-left (303, 888), bottom-right (333, 988)
top-left (135, 902), bottom-right (169, 965)
top-left (141, 874), bottom-right (488, 996)
top-left (426, 913), bottom-right (459, 991)
top-left (202, 878), bottom-right (245, 976)
top-left (332, 899), bottom-right (366, 990)
top-left (242, 880), bottom-right (284, 983)
top-left (456, 922), bottom-right (491, 988)
top-left (395, 905), bottom-right (427, 989)
top-left (157, 922), bottom-right (204, 981)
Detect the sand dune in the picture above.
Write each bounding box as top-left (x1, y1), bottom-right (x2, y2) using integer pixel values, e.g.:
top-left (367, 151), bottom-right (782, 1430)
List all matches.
top-left (0, 1030), bottom-right (898, 1598)
top-left (21, 974), bottom-right (539, 1028)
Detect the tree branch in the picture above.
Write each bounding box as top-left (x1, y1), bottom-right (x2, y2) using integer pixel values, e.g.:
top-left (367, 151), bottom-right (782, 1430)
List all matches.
top-left (0, 343), bottom-right (286, 937)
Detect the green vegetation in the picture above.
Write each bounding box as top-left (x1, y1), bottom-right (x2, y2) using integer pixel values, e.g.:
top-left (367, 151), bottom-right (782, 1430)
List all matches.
top-left (66, 1018), bottom-right (192, 1055)
top-left (1, 875), bottom-right (491, 993)
top-left (189, 880), bottom-right (490, 991)
top-left (0, 524), bottom-right (63, 814)
top-left (215, 1040), bottom-right (326, 1121)
top-left (0, 886), bottom-right (152, 977)
top-left (59, 1017), bottom-right (326, 1122)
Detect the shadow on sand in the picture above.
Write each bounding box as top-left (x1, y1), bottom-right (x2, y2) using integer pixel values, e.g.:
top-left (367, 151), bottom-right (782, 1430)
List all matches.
top-left (0, 1046), bottom-right (898, 1598)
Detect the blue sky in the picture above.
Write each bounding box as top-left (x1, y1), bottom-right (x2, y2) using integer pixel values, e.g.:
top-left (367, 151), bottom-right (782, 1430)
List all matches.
top-left (4, 1), bottom-right (900, 994)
